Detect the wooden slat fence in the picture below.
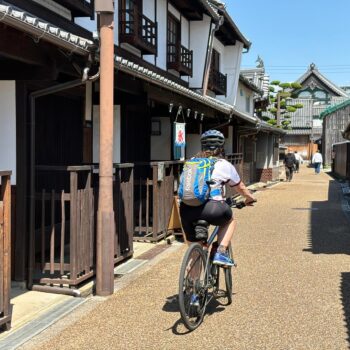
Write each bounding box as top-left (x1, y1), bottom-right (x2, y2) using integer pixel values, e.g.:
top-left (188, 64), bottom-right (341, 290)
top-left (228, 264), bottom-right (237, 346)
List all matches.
top-left (31, 166), bottom-right (95, 288)
top-left (31, 164), bottom-right (134, 292)
top-left (93, 164), bottom-right (134, 263)
top-left (134, 161), bottom-right (183, 242)
top-left (0, 171), bottom-right (11, 331)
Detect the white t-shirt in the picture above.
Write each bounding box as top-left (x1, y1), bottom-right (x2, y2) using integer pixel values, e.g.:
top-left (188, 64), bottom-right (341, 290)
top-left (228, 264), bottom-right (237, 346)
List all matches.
top-left (294, 153), bottom-right (303, 162)
top-left (312, 153), bottom-right (323, 163)
top-left (210, 159), bottom-right (241, 201)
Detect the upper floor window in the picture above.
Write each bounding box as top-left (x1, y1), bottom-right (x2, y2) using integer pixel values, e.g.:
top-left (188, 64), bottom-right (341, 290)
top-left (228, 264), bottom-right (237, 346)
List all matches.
top-left (119, 0), bottom-right (157, 55)
top-left (314, 90), bottom-right (327, 100)
top-left (208, 49), bottom-right (227, 96)
top-left (298, 90), bottom-right (312, 99)
top-left (167, 14), bottom-right (193, 76)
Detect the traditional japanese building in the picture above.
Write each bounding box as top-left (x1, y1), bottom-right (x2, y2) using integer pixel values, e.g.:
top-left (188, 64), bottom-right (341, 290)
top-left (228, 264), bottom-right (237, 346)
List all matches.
top-left (0, 0), bottom-right (283, 304)
top-left (283, 63), bottom-right (348, 159)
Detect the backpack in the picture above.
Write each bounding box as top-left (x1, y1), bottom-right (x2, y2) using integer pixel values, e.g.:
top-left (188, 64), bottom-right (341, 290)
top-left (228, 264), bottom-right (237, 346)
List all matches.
top-left (285, 153), bottom-right (295, 167)
top-left (178, 157), bottom-right (217, 206)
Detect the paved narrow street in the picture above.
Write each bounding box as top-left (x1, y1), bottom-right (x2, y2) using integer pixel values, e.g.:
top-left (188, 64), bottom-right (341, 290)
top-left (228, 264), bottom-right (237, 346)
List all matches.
top-left (23, 166), bottom-right (350, 350)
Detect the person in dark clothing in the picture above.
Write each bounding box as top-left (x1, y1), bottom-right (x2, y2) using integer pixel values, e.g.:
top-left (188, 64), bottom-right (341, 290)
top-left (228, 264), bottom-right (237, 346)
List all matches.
top-left (284, 151), bottom-right (296, 182)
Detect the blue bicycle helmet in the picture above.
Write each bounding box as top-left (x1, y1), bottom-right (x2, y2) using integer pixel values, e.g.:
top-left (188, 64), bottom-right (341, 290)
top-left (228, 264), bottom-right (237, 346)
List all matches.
top-left (201, 129), bottom-right (225, 150)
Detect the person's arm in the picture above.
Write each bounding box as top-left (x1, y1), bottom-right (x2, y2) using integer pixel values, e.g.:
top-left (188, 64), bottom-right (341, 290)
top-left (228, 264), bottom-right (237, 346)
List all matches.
top-left (234, 181), bottom-right (256, 205)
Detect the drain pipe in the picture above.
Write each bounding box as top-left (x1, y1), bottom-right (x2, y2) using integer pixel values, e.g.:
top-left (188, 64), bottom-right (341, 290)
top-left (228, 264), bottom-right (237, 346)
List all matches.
top-left (28, 69), bottom-right (99, 291)
top-left (202, 15), bottom-right (224, 96)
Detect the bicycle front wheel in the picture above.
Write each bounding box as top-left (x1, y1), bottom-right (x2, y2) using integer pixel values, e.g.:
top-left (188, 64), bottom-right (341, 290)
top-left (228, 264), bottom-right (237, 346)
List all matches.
top-left (224, 244), bottom-right (233, 305)
top-left (178, 243), bottom-right (208, 331)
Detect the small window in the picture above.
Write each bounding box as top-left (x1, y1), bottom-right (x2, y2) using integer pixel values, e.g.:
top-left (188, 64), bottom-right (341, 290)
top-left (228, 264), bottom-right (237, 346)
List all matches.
top-left (314, 90), bottom-right (327, 99)
top-left (298, 90), bottom-right (312, 98)
top-left (240, 89), bottom-right (244, 97)
top-left (167, 14), bottom-right (180, 64)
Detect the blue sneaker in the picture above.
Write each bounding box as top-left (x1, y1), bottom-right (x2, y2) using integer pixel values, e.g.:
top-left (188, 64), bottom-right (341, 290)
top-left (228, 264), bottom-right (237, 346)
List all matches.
top-left (213, 252), bottom-right (235, 267)
top-left (190, 294), bottom-right (200, 307)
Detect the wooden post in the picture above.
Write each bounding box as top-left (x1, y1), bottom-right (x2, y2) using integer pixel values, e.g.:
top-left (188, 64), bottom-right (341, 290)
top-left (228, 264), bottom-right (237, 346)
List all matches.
top-left (96, 2), bottom-right (115, 296)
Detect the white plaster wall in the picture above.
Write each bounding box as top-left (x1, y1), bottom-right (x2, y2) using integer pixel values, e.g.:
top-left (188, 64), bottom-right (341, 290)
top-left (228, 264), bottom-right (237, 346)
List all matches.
top-left (0, 81), bottom-right (16, 184)
top-left (189, 14), bottom-right (212, 88)
top-left (256, 133), bottom-right (268, 169)
top-left (168, 3), bottom-right (180, 20)
top-left (217, 41), bottom-right (243, 106)
top-left (181, 16), bottom-right (189, 48)
top-left (151, 117), bottom-right (171, 160)
top-left (93, 105), bottom-right (121, 163)
top-left (156, 0), bottom-right (167, 70)
top-left (236, 82), bottom-right (254, 115)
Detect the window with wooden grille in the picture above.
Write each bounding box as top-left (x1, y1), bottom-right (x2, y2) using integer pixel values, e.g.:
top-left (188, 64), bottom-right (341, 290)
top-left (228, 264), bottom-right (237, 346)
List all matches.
top-left (167, 14), bottom-right (180, 66)
top-left (208, 49), bottom-right (227, 95)
top-left (167, 14), bottom-right (193, 76)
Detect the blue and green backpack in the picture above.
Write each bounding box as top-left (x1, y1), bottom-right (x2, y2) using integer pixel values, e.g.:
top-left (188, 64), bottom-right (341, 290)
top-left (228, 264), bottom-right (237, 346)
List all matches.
top-left (178, 157), bottom-right (217, 206)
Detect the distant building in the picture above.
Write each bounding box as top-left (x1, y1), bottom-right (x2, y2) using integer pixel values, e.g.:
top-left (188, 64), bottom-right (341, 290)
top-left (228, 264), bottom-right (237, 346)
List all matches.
top-left (283, 63), bottom-right (348, 159)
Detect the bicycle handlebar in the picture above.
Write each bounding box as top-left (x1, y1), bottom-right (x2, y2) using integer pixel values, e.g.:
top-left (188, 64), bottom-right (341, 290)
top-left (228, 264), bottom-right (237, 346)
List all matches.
top-left (225, 197), bottom-right (257, 209)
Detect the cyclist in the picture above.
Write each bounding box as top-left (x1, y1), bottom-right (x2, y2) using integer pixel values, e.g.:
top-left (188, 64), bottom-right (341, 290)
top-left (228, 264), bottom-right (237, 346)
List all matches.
top-left (179, 130), bottom-right (256, 266)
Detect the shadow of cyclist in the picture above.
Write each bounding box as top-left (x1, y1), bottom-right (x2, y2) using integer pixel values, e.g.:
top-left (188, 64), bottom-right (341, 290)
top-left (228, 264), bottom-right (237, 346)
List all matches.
top-left (162, 293), bottom-right (230, 334)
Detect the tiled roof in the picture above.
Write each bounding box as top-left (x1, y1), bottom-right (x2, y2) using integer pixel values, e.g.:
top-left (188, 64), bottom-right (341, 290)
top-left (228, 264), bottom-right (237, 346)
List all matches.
top-left (201, 0), bottom-right (251, 49)
top-left (320, 99), bottom-right (350, 119)
top-left (0, 0), bottom-right (263, 127)
top-left (239, 74), bottom-right (263, 95)
top-left (296, 64), bottom-right (349, 98)
top-left (0, 1), bottom-right (93, 55)
top-left (285, 129), bottom-right (312, 135)
top-left (114, 56), bottom-right (257, 124)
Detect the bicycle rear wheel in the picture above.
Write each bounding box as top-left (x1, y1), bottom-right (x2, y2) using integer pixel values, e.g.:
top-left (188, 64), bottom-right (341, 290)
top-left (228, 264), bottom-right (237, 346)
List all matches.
top-left (178, 243), bottom-right (208, 331)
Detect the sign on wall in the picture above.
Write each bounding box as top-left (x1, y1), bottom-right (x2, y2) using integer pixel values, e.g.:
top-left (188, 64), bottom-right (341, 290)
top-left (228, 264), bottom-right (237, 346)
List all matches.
top-left (174, 122), bottom-right (186, 160)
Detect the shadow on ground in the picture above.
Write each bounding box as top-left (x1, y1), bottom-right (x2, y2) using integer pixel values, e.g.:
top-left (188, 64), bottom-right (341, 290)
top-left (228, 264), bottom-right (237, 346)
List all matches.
top-left (303, 179), bottom-right (350, 255)
top-left (341, 272), bottom-right (350, 349)
top-left (305, 178), bottom-right (350, 348)
top-left (162, 294), bottom-right (228, 334)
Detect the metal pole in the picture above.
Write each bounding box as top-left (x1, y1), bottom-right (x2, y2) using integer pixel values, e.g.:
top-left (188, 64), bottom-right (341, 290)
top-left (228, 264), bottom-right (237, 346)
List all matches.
top-left (96, 10), bottom-right (115, 296)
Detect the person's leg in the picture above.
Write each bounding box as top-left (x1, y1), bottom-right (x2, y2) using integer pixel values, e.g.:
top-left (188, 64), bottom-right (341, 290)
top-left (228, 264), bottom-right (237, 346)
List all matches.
top-left (289, 166), bottom-right (294, 181)
top-left (296, 161), bottom-right (299, 172)
top-left (316, 163), bottom-right (321, 174)
top-left (217, 218), bottom-right (236, 248)
top-left (285, 166), bottom-right (290, 181)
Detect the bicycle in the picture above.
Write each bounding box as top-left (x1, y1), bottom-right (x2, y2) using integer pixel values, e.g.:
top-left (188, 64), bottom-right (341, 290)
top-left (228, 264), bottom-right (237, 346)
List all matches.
top-left (178, 198), bottom-right (250, 331)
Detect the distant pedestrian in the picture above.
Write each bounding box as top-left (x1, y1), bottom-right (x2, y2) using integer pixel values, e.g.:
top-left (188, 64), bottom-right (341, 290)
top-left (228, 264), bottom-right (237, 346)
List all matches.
top-left (312, 150), bottom-right (323, 174)
top-left (284, 150), bottom-right (296, 181)
top-left (294, 151), bottom-right (303, 173)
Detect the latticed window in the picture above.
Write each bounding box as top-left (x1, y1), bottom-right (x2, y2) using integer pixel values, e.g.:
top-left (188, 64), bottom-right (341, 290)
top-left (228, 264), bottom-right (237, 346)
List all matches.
top-left (167, 14), bottom-right (180, 64)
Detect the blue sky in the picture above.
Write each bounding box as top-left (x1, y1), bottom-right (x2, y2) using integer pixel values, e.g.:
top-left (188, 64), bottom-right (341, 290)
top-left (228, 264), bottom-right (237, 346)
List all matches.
top-left (227, 0), bottom-right (350, 86)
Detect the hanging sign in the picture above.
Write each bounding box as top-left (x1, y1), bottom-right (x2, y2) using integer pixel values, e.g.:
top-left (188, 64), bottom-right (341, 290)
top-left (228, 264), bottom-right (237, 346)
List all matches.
top-left (174, 122), bottom-right (186, 160)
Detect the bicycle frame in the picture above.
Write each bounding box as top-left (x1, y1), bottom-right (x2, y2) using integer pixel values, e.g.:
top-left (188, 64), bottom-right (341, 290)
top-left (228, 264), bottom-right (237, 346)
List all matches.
top-left (201, 225), bottom-right (220, 303)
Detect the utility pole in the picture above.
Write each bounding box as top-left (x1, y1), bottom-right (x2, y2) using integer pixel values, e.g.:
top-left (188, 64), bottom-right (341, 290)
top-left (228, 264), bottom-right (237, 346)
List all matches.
top-left (276, 92), bottom-right (281, 127)
top-left (95, 0), bottom-right (115, 296)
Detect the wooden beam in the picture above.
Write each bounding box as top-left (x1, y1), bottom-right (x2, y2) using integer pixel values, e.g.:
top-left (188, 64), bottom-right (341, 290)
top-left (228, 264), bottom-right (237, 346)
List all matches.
top-left (0, 25), bottom-right (48, 66)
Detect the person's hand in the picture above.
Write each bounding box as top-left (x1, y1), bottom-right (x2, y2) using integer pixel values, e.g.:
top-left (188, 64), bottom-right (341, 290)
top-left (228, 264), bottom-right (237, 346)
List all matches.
top-left (245, 198), bottom-right (257, 206)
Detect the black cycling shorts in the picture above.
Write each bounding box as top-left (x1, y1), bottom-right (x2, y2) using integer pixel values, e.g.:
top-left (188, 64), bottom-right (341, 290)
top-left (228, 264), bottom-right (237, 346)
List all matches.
top-left (180, 200), bottom-right (233, 242)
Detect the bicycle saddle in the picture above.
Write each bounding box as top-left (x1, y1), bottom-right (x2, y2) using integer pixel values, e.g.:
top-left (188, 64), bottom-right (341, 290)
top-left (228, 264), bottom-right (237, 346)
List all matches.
top-left (193, 220), bottom-right (209, 241)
